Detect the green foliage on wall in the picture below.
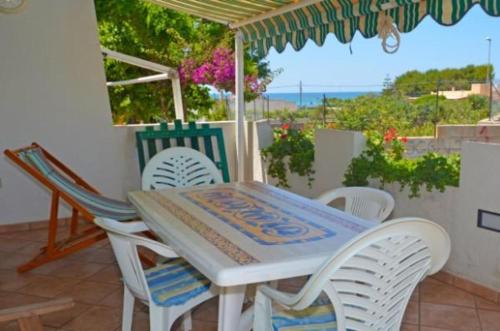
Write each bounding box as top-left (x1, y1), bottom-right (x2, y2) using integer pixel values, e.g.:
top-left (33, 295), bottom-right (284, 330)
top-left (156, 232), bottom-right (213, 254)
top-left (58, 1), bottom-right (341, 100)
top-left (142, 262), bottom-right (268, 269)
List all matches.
top-left (343, 130), bottom-right (461, 198)
top-left (261, 123), bottom-right (315, 188)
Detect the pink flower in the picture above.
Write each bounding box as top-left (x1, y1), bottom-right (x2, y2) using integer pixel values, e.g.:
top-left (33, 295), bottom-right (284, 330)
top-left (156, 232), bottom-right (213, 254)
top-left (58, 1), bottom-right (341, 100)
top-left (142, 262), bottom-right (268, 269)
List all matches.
top-left (181, 46), bottom-right (265, 96)
top-left (192, 63), bottom-right (214, 85)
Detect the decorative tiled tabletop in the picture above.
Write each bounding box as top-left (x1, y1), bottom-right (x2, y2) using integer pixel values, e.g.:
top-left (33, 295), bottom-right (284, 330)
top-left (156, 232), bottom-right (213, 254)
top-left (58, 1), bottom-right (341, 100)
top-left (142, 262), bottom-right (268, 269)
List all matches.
top-left (129, 181), bottom-right (375, 287)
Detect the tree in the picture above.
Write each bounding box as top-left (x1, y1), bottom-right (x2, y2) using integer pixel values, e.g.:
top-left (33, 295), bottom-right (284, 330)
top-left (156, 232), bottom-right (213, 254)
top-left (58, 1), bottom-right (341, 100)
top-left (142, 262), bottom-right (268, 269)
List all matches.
top-left (94, 0), bottom-right (273, 124)
top-left (394, 65), bottom-right (494, 97)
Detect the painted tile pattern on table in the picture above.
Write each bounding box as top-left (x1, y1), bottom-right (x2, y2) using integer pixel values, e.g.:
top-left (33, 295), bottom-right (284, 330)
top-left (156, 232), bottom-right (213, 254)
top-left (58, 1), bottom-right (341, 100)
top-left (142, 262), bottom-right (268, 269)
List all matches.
top-left (141, 191), bottom-right (259, 265)
top-left (244, 182), bottom-right (370, 234)
top-left (180, 187), bottom-right (335, 245)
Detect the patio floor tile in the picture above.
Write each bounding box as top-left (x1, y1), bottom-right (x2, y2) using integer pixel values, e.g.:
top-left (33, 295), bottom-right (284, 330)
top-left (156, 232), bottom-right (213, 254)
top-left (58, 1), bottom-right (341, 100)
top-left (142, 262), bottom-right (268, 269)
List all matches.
top-left (16, 275), bottom-right (81, 298)
top-left (60, 305), bottom-right (122, 331)
top-left (420, 302), bottom-right (481, 330)
top-left (478, 309), bottom-right (500, 331)
top-left (420, 277), bottom-right (476, 308)
top-left (86, 264), bottom-right (122, 284)
top-left (46, 261), bottom-right (108, 279)
top-left (0, 269), bottom-right (45, 292)
top-left (98, 288), bottom-right (124, 308)
top-left (0, 238), bottom-right (32, 253)
top-left (57, 280), bottom-right (120, 304)
top-left (0, 227), bottom-right (497, 330)
top-left (402, 300), bottom-right (419, 324)
top-left (41, 302), bottom-right (92, 328)
top-left (475, 296), bottom-right (500, 311)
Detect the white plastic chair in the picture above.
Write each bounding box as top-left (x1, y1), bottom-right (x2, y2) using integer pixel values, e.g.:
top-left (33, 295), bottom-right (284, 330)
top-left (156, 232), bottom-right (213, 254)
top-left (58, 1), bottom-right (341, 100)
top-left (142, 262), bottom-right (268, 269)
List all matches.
top-left (142, 147), bottom-right (223, 191)
top-left (316, 186), bottom-right (395, 223)
top-left (94, 218), bottom-right (218, 331)
top-left (253, 217), bottom-right (450, 331)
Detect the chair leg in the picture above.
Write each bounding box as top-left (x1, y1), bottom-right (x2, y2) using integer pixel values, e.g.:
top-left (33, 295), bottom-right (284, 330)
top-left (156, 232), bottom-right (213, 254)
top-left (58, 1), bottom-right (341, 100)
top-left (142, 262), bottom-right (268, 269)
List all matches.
top-left (17, 315), bottom-right (43, 331)
top-left (122, 286), bottom-right (135, 331)
top-left (46, 192), bottom-right (60, 254)
top-left (70, 208), bottom-right (79, 235)
top-left (182, 311), bottom-right (192, 331)
top-left (149, 305), bottom-right (174, 331)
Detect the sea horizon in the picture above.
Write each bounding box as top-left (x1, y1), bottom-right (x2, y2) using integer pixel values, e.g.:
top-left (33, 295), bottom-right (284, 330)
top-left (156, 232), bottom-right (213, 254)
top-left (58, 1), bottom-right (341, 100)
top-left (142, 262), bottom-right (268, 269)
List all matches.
top-left (211, 91), bottom-right (379, 107)
top-left (265, 91), bottom-right (379, 106)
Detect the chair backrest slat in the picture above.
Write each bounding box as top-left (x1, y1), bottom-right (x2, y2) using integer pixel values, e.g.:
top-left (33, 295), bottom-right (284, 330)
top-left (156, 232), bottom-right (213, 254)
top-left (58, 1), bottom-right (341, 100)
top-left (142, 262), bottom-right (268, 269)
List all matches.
top-left (141, 147), bottom-right (223, 190)
top-left (136, 121), bottom-right (230, 182)
top-left (174, 120), bottom-right (185, 147)
top-left (159, 122), bottom-right (171, 150)
top-left (188, 122), bottom-right (200, 151)
top-left (317, 187), bottom-right (395, 223)
top-left (282, 218), bottom-right (450, 331)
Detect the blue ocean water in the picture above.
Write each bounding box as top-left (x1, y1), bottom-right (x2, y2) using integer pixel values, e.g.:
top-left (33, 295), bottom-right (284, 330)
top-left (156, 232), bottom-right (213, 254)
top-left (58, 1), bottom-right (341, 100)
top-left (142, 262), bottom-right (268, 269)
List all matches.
top-left (266, 91), bottom-right (377, 107)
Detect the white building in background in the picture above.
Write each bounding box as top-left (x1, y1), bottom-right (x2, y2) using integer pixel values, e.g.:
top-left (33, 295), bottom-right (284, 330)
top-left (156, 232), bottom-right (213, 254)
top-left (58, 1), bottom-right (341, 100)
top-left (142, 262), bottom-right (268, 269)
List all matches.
top-left (432, 83), bottom-right (495, 100)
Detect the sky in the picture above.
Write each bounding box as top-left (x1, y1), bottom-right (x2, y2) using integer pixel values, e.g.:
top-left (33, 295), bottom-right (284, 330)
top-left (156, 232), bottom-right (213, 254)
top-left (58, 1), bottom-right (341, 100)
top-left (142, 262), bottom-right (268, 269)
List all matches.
top-left (265, 6), bottom-right (500, 93)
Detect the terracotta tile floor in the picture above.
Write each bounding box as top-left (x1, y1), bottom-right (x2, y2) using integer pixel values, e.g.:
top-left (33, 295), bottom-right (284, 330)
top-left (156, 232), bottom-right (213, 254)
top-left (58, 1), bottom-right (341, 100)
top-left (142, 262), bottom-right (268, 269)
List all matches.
top-left (1, 227), bottom-right (500, 330)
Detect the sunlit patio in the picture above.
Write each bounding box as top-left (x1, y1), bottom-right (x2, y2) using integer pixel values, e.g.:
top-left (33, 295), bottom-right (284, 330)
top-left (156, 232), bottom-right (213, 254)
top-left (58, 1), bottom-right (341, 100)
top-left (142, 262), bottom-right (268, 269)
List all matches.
top-left (1, 224), bottom-right (500, 331)
top-left (2, 0), bottom-right (500, 331)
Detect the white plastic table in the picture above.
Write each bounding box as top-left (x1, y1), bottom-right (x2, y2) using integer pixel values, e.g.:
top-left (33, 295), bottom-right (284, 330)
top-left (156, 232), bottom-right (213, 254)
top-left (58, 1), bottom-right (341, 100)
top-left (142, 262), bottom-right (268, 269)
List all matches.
top-left (128, 181), bottom-right (375, 331)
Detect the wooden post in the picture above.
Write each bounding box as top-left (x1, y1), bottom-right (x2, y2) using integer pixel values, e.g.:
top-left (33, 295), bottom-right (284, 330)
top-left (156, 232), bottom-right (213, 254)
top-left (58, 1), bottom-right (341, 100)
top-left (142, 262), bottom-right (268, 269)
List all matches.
top-left (47, 192), bottom-right (60, 254)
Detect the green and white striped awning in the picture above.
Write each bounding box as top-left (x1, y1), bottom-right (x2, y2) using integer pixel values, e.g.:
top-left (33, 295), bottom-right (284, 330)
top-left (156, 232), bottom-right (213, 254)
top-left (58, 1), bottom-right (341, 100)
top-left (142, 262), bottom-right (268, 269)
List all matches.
top-left (150, 0), bottom-right (500, 56)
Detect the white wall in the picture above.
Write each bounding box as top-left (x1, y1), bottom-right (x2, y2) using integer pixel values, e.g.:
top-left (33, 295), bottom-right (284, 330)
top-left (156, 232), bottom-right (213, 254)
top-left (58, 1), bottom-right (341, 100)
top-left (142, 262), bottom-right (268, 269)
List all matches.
top-left (386, 142), bottom-right (500, 291)
top-left (261, 129), bottom-right (366, 198)
top-left (0, 0), bottom-right (132, 224)
top-left (448, 142), bottom-right (500, 290)
top-left (264, 128), bottom-right (500, 291)
top-left (0, 0), bottom-right (247, 225)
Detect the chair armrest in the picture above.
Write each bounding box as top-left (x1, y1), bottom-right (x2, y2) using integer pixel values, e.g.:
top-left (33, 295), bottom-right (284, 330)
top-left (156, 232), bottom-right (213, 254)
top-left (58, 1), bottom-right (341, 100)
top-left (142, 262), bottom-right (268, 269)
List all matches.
top-left (253, 285), bottom-right (304, 331)
top-left (137, 238), bottom-right (179, 260)
top-left (315, 189), bottom-right (341, 205)
top-left (108, 220), bottom-right (150, 234)
top-left (257, 285), bottom-right (299, 308)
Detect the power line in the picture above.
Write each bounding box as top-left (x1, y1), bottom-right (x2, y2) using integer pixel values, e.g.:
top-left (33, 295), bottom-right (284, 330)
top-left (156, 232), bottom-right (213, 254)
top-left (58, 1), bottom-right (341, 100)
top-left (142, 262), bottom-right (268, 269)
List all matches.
top-left (267, 79), bottom-right (491, 90)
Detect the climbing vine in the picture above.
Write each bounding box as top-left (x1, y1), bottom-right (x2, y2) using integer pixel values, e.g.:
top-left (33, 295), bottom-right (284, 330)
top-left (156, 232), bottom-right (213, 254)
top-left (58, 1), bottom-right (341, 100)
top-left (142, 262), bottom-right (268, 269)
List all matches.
top-left (261, 123), bottom-right (315, 188)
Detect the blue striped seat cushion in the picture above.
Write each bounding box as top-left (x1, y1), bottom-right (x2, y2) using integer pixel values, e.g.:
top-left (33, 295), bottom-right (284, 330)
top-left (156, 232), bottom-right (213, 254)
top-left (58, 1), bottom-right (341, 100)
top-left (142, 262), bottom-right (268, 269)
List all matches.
top-left (272, 296), bottom-right (337, 331)
top-left (21, 148), bottom-right (137, 221)
top-left (145, 259), bottom-right (211, 307)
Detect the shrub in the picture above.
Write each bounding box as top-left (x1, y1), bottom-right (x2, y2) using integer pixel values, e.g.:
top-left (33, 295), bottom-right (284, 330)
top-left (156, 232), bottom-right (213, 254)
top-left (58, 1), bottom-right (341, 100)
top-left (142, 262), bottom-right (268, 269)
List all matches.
top-left (343, 129), bottom-right (460, 198)
top-left (261, 123), bottom-right (315, 188)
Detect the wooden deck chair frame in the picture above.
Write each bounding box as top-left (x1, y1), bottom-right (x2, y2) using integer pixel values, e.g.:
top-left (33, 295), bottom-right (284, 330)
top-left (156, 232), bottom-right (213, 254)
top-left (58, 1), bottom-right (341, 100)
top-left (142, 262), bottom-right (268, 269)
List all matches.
top-left (136, 120), bottom-right (230, 183)
top-left (4, 143), bottom-right (114, 272)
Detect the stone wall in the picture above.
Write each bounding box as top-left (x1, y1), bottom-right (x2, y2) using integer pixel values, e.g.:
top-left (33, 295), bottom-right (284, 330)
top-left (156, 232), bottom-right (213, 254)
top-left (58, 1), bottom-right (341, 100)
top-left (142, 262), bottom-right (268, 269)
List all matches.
top-left (405, 124), bottom-right (500, 157)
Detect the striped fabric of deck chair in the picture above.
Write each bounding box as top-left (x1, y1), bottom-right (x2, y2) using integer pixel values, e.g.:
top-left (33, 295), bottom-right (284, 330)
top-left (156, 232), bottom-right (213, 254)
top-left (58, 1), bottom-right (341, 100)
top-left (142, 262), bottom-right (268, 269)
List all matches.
top-left (4, 143), bottom-right (138, 272)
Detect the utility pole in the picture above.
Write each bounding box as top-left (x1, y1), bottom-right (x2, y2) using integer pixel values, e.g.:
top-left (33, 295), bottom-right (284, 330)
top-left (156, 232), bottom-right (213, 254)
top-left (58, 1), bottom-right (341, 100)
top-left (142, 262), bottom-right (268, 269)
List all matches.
top-left (322, 94), bottom-right (327, 126)
top-left (266, 95), bottom-right (270, 120)
top-left (486, 37), bottom-right (493, 121)
top-left (434, 79), bottom-right (441, 137)
top-left (299, 80), bottom-right (303, 109)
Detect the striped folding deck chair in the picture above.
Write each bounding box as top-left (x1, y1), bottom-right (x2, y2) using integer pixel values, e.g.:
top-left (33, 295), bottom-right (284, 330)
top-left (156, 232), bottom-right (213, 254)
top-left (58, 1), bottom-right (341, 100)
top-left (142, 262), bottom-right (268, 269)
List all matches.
top-left (4, 143), bottom-right (138, 272)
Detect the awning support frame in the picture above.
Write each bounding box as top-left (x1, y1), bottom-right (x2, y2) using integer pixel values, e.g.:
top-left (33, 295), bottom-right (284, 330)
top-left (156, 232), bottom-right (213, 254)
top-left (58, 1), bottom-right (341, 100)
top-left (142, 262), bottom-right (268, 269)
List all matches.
top-left (101, 46), bottom-right (184, 121)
